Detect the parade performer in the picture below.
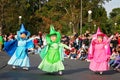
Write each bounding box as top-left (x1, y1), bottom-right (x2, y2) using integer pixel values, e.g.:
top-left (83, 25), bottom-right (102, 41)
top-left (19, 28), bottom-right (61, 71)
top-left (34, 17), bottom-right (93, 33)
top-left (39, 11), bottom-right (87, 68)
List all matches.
top-left (88, 27), bottom-right (113, 74)
top-left (38, 25), bottom-right (71, 75)
top-left (4, 24), bottom-right (34, 70)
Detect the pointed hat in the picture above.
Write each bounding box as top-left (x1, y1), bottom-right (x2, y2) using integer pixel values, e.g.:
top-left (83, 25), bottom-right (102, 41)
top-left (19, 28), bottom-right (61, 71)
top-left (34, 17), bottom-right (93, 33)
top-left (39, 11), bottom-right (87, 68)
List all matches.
top-left (19, 24), bottom-right (26, 33)
top-left (17, 24), bottom-right (30, 37)
top-left (49, 25), bottom-right (56, 35)
top-left (96, 27), bottom-right (105, 36)
top-left (46, 25), bottom-right (61, 43)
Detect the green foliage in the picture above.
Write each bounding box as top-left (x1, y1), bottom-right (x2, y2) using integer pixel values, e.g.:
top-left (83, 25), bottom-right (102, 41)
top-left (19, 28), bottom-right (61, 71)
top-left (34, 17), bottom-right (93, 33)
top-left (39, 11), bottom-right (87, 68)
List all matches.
top-left (0, 0), bottom-right (113, 35)
top-left (108, 8), bottom-right (120, 33)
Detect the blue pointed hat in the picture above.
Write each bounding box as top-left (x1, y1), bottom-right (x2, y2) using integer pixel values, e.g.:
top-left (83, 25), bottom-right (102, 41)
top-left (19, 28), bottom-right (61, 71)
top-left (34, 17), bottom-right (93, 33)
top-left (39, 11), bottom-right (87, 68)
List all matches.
top-left (17, 24), bottom-right (30, 37)
top-left (19, 24), bottom-right (26, 33)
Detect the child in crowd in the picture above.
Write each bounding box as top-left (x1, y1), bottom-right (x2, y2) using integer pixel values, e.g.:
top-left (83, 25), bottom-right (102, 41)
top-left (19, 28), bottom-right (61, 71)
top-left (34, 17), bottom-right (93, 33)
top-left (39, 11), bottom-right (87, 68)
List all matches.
top-left (69, 47), bottom-right (77, 59)
top-left (34, 44), bottom-right (41, 54)
top-left (76, 47), bottom-right (88, 60)
top-left (112, 46), bottom-right (120, 72)
top-left (64, 49), bottom-right (70, 58)
top-left (109, 48), bottom-right (118, 66)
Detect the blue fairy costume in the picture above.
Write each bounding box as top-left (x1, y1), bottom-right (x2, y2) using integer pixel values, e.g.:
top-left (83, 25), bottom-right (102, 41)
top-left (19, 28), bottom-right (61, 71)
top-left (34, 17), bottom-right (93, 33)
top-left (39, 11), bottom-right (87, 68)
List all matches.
top-left (5, 24), bottom-right (34, 70)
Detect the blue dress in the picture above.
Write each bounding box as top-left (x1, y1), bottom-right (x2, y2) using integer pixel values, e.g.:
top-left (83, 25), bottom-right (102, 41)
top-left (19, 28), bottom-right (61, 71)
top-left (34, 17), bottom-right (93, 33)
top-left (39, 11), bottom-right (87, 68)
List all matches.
top-left (7, 38), bottom-right (34, 68)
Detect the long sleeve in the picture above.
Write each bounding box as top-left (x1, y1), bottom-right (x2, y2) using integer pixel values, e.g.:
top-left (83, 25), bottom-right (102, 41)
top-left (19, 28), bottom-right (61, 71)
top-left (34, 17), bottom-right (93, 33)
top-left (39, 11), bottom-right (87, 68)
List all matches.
top-left (88, 40), bottom-right (95, 60)
top-left (59, 43), bottom-right (71, 50)
top-left (104, 35), bottom-right (113, 57)
top-left (104, 35), bottom-right (113, 44)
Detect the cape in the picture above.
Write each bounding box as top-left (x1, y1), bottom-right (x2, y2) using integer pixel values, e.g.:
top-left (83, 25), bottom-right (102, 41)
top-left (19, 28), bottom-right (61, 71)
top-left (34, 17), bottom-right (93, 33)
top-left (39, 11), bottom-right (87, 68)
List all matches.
top-left (39, 44), bottom-right (64, 61)
top-left (3, 39), bottom-right (34, 57)
top-left (3, 40), bottom-right (18, 56)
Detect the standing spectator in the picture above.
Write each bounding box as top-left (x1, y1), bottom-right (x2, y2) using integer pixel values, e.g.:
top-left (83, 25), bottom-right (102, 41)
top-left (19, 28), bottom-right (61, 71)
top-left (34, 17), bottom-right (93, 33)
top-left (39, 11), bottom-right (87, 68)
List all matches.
top-left (110, 36), bottom-right (118, 48)
top-left (88, 27), bottom-right (113, 75)
top-left (73, 35), bottom-right (79, 50)
top-left (0, 33), bottom-right (4, 51)
top-left (118, 35), bottom-right (120, 46)
top-left (3, 34), bottom-right (8, 42)
top-left (33, 37), bottom-right (39, 48)
top-left (78, 35), bottom-right (83, 48)
top-left (8, 33), bottom-right (14, 40)
top-left (38, 31), bottom-right (43, 46)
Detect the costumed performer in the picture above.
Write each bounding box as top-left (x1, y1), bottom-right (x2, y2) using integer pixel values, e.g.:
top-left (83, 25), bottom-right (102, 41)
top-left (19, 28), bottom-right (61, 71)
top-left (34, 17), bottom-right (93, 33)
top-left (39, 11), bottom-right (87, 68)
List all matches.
top-left (4, 24), bottom-right (34, 70)
top-left (38, 25), bottom-right (71, 75)
top-left (88, 27), bottom-right (113, 74)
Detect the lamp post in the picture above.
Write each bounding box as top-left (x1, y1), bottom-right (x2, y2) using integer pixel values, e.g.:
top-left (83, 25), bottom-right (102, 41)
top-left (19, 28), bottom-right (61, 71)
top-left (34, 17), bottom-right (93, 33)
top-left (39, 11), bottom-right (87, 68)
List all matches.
top-left (114, 22), bottom-right (117, 31)
top-left (0, 0), bottom-right (4, 34)
top-left (19, 16), bottom-right (22, 25)
top-left (80, 0), bottom-right (82, 35)
top-left (69, 22), bottom-right (72, 34)
top-left (88, 10), bottom-right (92, 32)
top-left (94, 24), bottom-right (96, 33)
top-left (88, 10), bottom-right (92, 22)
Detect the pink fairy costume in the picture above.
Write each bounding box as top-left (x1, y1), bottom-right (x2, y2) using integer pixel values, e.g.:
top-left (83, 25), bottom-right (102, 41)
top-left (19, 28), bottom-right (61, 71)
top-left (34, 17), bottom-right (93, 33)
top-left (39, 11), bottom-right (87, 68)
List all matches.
top-left (88, 27), bottom-right (113, 72)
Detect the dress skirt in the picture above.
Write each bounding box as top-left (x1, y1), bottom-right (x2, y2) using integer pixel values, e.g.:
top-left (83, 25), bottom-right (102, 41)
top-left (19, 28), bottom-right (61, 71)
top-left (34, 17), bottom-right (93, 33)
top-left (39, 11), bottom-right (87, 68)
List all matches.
top-left (38, 48), bottom-right (64, 72)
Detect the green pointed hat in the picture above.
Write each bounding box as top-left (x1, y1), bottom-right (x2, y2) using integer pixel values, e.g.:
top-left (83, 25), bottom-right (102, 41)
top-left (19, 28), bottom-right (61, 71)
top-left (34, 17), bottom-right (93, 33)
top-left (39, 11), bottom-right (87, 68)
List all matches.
top-left (46, 25), bottom-right (61, 43)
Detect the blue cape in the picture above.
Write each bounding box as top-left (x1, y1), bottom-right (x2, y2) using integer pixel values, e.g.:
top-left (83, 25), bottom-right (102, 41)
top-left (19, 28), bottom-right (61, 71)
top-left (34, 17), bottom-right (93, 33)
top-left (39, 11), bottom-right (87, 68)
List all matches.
top-left (3, 39), bottom-right (34, 57)
top-left (3, 40), bottom-right (18, 56)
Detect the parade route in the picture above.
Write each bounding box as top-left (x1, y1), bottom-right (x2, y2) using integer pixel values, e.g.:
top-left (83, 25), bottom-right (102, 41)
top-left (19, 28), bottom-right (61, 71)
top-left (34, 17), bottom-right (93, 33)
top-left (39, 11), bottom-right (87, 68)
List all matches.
top-left (0, 52), bottom-right (120, 80)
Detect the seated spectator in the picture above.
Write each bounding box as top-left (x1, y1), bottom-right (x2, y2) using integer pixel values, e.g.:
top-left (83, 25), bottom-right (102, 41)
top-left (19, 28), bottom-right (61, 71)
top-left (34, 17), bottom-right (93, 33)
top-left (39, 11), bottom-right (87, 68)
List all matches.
top-left (112, 47), bottom-right (120, 72)
top-left (34, 44), bottom-right (41, 54)
top-left (69, 47), bottom-right (77, 59)
top-left (77, 47), bottom-right (88, 60)
top-left (64, 49), bottom-right (70, 58)
top-left (109, 48), bottom-right (118, 66)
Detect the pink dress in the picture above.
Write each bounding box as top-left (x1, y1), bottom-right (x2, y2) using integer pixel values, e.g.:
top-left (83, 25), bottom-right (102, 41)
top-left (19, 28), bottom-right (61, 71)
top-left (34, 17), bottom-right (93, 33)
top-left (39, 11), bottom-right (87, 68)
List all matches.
top-left (88, 37), bottom-right (112, 72)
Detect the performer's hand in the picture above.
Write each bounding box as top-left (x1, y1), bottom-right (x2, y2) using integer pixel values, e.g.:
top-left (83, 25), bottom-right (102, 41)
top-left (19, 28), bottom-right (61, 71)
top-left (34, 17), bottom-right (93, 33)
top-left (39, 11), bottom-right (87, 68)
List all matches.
top-left (106, 58), bottom-right (110, 61)
top-left (110, 35), bottom-right (114, 39)
top-left (88, 55), bottom-right (93, 60)
top-left (89, 57), bottom-right (93, 60)
top-left (28, 48), bottom-right (34, 51)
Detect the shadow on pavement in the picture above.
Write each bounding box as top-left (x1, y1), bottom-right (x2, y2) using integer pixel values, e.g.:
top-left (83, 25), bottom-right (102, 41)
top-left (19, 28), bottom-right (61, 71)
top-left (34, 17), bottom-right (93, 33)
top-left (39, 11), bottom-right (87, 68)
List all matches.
top-left (103, 70), bottom-right (119, 75)
top-left (0, 71), bottom-right (68, 80)
top-left (64, 67), bottom-right (89, 75)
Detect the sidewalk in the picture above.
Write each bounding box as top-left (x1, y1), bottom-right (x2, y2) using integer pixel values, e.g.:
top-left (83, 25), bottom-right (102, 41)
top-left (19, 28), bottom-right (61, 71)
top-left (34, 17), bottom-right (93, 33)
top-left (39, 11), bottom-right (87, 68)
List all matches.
top-left (0, 51), bottom-right (10, 69)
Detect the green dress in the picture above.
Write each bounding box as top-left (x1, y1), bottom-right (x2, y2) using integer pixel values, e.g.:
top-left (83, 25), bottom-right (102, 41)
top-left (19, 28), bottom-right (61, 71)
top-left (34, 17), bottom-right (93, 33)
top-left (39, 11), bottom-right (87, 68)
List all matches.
top-left (38, 43), bottom-right (70, 72)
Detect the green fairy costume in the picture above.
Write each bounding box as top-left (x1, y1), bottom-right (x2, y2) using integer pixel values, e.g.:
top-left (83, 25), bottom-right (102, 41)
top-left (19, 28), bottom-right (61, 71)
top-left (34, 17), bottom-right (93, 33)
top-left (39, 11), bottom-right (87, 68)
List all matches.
top-left (38, 25), bottom-right (70, 73)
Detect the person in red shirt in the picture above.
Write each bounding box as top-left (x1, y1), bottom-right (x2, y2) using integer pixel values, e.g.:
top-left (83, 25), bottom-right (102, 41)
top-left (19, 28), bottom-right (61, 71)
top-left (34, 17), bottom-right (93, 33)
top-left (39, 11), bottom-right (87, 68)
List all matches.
top-left (117, 36), bottom-right (120, 46)
top-left (33, 37), bottom-right (39, 47)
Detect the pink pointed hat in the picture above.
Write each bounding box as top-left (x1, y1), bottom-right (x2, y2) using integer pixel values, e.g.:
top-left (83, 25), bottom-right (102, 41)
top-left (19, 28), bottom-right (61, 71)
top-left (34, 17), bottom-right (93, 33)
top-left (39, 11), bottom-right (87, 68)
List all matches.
top-left (96, 27), bottom-right (105, 36)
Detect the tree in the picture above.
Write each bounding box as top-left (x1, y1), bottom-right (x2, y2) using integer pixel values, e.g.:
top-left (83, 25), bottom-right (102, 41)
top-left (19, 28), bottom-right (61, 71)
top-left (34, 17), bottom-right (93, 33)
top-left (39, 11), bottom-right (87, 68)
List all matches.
top-left (108, 8), bottom-right (120, 33)
top-left (0, 0), bottom-right (111, 35)
top-left (37, 0), bottom-right (110, 34)
top-left (0, 0), bottom-right (9, 34)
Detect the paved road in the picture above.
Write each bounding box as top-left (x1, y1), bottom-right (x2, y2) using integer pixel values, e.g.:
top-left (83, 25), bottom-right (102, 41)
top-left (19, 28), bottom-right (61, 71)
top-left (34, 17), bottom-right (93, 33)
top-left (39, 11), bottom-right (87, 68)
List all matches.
top-left (0, 52), bottom-right (120, 80)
